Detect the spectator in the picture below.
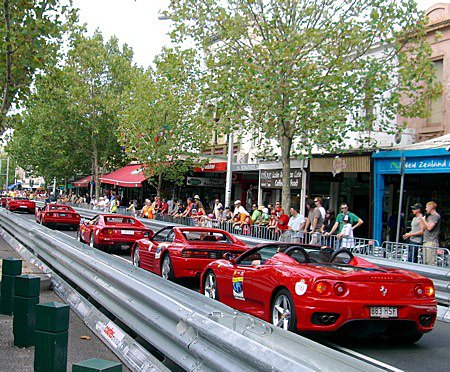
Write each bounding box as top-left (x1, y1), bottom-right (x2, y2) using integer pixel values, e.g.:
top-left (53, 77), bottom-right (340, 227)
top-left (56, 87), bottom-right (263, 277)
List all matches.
top-left (287, 206), bottom-right (306, 242)
top-left (326, 203), bottom-right (363, 249)
top-left (250, 204), bottom-right (261, 223)
top-left (126, 200), bottom-right (137, 217)
top-left (167, 198), bottom-right (175, 214)
top-left (314, 197), bottom-right (326, 220)
top-left (213, 198), bottom-right (224, 219)
top-left (140, 199), bottom-right (153, 219)
top-left (170, 200), bottom-right (180, 216)
top-left (338, 215), bottom-right (354, 249)
top-left (403, 203), bottom-right (424, 263)
top-left (267, 211), bottom-right (278, 238)
top-left (275, 208), bottom-right (290, 235)
top-left (303, 200), bottom-right (324, 244)
top-left (220, 206), bottom-right (233, 222)
top-left (110, 195), bottom-right (119, 213)
top-left (160, 198), bottom-right (169, 215)
top-left (181, 198), bottom-right (194, 218)
top-left (194, 195), bottom-right (205, 212)
top-left (421, 201), bottom-right (441, 266)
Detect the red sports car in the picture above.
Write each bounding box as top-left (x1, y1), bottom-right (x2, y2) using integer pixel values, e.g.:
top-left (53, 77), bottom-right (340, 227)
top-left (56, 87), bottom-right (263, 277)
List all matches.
top-left (6, 197), bottom-right (36, 213)
top-left (36, 203), bottom-right (81, 229)
top-left (78, 214), bottom-right (153, 252)
top-left (200, 243), bottom-right (437, 343)
top-left (131, 226), bottom-right (249, 280)
top-left (0, 196), bottom-right (11, 207)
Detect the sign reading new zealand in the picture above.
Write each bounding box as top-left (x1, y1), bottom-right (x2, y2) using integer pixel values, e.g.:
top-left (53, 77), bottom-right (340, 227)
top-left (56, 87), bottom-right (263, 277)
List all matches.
top-left (260, 169), bottom-right (302, 189)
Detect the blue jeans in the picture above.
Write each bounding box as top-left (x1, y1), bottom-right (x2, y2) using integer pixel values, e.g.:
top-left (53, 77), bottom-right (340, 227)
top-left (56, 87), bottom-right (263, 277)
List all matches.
top-left (407, 242), bottom-right (420, 263)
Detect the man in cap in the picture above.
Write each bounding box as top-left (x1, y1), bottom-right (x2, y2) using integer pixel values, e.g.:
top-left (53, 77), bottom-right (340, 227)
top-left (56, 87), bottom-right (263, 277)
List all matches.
top-left (403, 203), bottom-right (424, 263)
top-left (421, 201), bottom-right (441, 266)
top-left (233, 200), bottom-right (249, 218)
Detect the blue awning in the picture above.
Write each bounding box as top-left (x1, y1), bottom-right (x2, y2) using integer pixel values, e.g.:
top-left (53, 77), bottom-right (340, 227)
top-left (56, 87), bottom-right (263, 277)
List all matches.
top-left (7, 182), bottom-right (21, 190)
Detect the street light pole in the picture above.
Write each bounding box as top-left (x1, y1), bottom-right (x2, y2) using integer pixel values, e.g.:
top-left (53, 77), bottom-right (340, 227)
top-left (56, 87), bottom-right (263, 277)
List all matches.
top-left (225, 132), bottom-right (233, 208)
top-left (395, 154), bottom-right (405, 244)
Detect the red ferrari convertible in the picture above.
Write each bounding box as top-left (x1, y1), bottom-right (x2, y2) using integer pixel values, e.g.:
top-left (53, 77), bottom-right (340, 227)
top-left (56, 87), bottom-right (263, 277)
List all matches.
top-left (131, 226), bottom-right (248, 280)
top-left (78, 214), bottom-right (153, 252)
top-left (36, 203), bottom-right (81, 229)
top-left (200, 243), bottom-right (437, 343)
top-left (6, 197), bottom-right (36, 213)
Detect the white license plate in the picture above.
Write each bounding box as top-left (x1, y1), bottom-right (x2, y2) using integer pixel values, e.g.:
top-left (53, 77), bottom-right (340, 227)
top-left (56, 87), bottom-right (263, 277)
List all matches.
top-left (370, 306), bottom-right (398, 318)
top-left (19, 206), bottom-right (27, 209)
top-left (121, 230), bottom-right (134, 235)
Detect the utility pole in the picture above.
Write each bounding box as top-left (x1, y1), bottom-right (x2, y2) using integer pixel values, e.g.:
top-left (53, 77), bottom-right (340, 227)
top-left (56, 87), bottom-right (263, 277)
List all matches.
top-left (225, 132), bottom-right (233, 208)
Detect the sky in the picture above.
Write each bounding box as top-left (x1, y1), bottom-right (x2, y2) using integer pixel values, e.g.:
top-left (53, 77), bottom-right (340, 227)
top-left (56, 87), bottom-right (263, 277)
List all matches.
top-left (75, 0), bottom-right (445, 68)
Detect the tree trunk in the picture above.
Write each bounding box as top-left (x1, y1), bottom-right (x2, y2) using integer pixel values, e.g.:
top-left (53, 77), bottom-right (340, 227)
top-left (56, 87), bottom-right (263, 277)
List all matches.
top-left (281, 134), bottom-right (292, 213)
top-left (157, 173), bottom-right (163, 197)
top-left (92, 134), bottom-right (99, 199)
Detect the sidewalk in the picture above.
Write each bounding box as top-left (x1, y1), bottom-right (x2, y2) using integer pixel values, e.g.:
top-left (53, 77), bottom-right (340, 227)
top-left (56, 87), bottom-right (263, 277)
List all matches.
top-left (0, 237), bottom-right (129, 372)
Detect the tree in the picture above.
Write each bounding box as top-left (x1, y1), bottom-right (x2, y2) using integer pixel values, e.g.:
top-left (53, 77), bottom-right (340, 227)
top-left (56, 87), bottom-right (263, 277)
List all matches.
top-left (168, 0), bottom-right (439, 211)
top-left (0, 0), bottom-right (72, 130)
top-left (120, 47), bottom-right (212, 195)
top-left (7, 30), bottom-right (136, 195)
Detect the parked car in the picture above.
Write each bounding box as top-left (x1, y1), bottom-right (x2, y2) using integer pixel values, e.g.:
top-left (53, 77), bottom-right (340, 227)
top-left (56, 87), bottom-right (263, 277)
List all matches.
top-left (35, 203), bottom-right (81, 229)
top-left (0, 196), bottom-right (11, 207)
top-left (131, 226), bottom-right (249, 280)
top-left (200, 243), bottom-right (437, 343)
top-left (78, 214), bottom-right (153, 252)
top-left (6, 197), bottom-right (36, 213)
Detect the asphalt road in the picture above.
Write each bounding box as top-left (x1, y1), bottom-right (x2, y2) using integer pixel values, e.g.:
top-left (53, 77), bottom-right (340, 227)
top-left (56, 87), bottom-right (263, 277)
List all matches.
top-left (18, 211), bottom-right (450, 372)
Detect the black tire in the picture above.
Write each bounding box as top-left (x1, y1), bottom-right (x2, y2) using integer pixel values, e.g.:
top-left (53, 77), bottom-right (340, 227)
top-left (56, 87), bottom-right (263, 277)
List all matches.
top-left (203, 271), bottom-right (219, 300)
top-left (271, 289), bottom-right (297, 331)
top-left (161, 254), bottom-right (175, 280)
top-left (133, 245), bottom-right (140, 267)
top-left (89, 233), bottom-right (96, 248)
top-left (77, 230), bottom-right (84, 243)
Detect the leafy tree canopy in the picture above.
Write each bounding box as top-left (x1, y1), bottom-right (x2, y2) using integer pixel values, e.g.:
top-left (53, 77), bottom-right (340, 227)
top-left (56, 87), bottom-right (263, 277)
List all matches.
top-left (167, 0), bottom-right (439, 209)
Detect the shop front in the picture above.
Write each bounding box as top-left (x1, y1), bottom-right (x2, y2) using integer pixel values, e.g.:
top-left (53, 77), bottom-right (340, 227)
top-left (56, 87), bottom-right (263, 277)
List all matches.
top-left (258, 159), bottom-right (308, 213)
top-left (372, 148), bottom-right (450, 243)
top-left (309, 154), bottom-right (372, 238)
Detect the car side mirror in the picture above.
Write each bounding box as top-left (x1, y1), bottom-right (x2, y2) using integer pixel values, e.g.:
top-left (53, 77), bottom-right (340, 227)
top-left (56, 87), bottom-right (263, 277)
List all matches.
top-left (222, 252), bottom-right (236, 264)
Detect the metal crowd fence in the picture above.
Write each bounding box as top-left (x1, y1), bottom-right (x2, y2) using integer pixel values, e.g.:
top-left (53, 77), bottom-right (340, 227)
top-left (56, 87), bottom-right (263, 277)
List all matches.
top-left (381, 241), bottom-right (450, 268)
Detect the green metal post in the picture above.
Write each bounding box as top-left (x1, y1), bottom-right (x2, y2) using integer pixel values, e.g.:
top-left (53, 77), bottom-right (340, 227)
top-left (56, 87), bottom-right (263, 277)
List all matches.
top-left (13, 274), bottom-right (40, 347)
top-left (34, 302), bottom-right (70, 372)
top-left (72, 358), bottom-right (122, 372)
top-left (0, 257), bottom-right (22, 315)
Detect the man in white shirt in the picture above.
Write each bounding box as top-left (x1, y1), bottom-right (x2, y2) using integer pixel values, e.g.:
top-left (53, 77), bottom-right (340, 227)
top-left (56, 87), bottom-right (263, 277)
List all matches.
top-left (287, 206), bottom-right (306, 242)
top-left (213, 198), bottom-right (223, 219)
top-left (233, 200), bottom-right (249, 218)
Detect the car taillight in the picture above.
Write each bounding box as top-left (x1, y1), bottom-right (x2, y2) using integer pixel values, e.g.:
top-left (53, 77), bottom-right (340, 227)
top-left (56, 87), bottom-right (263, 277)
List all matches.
top-left (182, 250), bottom-right (210, 258)
top-left (333, 282), bottom-right (347, 296)
top-left (415, 284), bottom-right (434, 298)
top-left (47, 213), bottom-right (54, 217)
top-left (102, 228), bottom-right (113, 235)
top-left (315, 281), bottom-right (330, 295)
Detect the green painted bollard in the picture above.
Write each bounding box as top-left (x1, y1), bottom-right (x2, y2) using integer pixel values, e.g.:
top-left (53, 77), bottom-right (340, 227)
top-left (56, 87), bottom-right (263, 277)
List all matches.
top-left (34, 302), bottom-right (70, 372)
top-left (13, 274), bottom-right (40, 347)
top-left (72, 358), bottom-right (122, 372)
top-left (0, 257), bottom-right (22, 315)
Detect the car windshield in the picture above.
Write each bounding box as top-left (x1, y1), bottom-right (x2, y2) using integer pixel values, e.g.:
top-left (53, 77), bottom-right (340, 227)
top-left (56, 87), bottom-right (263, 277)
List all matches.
top-left (181, 230), bottom-right (230, 243)
top-left (104, 217), bottom-right (136, 225)
top-left (50, 206), bottom-right (71, 211)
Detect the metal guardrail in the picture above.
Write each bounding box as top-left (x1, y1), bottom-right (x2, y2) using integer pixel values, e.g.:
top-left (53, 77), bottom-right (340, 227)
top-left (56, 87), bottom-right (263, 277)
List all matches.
top-left (0, 208), bottom-right (384, 372)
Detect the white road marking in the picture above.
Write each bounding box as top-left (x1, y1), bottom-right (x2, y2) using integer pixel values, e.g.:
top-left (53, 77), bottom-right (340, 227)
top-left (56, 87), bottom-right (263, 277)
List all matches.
top-left (112, 254), bottom-right (132, 263)
top-left (322, 341), bottom-right (403, 372)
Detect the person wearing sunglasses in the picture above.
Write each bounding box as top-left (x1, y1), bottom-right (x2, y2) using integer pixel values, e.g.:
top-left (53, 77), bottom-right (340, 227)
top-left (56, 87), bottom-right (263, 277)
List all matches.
top-left (325, 203), bottom-right (363, 249)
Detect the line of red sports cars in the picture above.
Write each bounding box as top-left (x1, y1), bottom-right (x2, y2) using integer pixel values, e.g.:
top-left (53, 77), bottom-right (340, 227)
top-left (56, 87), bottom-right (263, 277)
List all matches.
top-left (5, 200), bottom-right (434, 343)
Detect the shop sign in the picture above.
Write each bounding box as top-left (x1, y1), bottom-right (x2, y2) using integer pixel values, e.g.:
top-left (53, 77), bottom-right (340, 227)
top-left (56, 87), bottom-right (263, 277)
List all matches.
top-left (232, 164), bottom-right (259, 172)
top-left (332, 156), bottom-right (347, 176)
top-left (186, 177), bottom-right (225, 187)
top-left (383, 157), bottom-right (450, 174)
top-left (260, 169), bottom-right (302, 189)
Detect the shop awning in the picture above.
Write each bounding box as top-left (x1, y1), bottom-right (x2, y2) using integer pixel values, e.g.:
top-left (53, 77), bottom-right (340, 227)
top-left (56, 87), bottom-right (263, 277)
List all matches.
top-left (193, 162), bottom-right (227, 172)
top-left (71, 175), bottom-right (92, 187)
top-left (99, 164), bottom-right (147, 188)
top-left (310, 155), bottom-right (371, 173)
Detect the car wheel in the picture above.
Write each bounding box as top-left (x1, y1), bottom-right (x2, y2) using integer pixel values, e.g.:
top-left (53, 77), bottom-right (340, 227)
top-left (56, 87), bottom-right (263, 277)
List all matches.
top-left (271, 289), bottom-right (297, 331)
top-left (133, 246), bottom-right (140, 267)
top-left (203, 271), bottom-right (219, 300)
top-left (77, 230), bottom-right (84, 243)
top-left (161, 254), bottom-right (175, 280)
top-left (89, 233), bottom-right (96, 248)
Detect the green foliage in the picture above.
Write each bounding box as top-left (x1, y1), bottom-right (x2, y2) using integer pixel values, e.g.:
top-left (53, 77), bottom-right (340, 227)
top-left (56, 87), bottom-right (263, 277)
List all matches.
top-left (168, 0), bottom-right (439, 209)
top-left (6, 29), bottom-right (136, 191)
top-left (0, 0), bottom-right (73, 130)
top-left (119, 47), bottom-right (213, 192)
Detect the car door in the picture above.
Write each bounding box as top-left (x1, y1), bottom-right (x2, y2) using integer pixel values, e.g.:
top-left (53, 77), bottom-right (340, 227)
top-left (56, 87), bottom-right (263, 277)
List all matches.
top-left (141, 227), bottom-right (174, 273)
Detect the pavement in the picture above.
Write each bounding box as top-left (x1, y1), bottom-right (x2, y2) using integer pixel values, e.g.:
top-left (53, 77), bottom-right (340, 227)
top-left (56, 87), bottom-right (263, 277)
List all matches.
top-left (0, 237), bottom-right (129, 372)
